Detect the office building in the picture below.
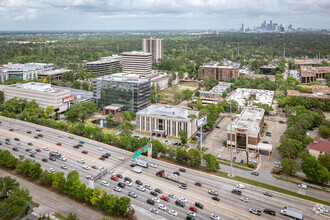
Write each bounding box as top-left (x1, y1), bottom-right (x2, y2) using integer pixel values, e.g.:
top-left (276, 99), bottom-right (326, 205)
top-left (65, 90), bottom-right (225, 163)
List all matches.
top-left (93, 74), bottom-right (151, 112)
top-left (4, 82), bottom-right (70, 113)
top-left (122, 51), bottom-right (152, 75)
top-left (300, 66), bottom-right (330, 84)
top-left (0, 68), bottom-right (40, 83)
top-left (142, 37), bottom-right (163, 62)
top-left (228, 88), bottom-right (274, 109)
top-left (100, 54), bottom-right (123, 65)
top-left (200, 82), bottom-right (231, 104)
top-left (198, 62), bottom-right (239, 81)
top-left (86, 59), bottom-right (120, 75)
top-left (226, 107), bottom-right (269, 153)
top-left (136, 105), bottom-right (199, 138)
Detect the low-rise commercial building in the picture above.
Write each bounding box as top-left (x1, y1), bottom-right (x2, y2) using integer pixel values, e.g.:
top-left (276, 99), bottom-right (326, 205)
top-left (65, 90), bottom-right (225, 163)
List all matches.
top-left (93, 74), bottom-right (151, 112)
top-left (295, 59), bottom-right (323, 69)
top-left (226, 106), bottom-right (265, 151)
top-left (4, 82), bottom-right (70, 113)
top-left (300, 66), bottom-right (330, 84)
top-left (122, 51), bottom-right (152, 75)
top-left (228, 88), bottom-right (274, 109)
top-left (0, 68), bottom-right (40, 82)
top-left (86, 59), bottom-right (120, 75)
top-left (308, 138), bottom-right (330, 159)
top-left (136, 105), bottom-right (199, 138)
top-left (198, 62), bottom-right (239, 81)
top-left (287, 85), bottom-right (330, 100)
top-left (289, 70), bottom-right (301, 82)
top-left (200, 82), bottom-right (231, 104)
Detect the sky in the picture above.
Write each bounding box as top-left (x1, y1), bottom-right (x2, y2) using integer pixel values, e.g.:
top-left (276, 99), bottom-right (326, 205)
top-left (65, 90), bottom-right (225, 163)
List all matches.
top-left (0, 0), bottom-right (329, 31)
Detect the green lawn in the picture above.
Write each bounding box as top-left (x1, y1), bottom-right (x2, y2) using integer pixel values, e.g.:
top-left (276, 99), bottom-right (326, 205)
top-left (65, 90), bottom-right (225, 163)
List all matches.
top-left (218, 160), bottom-right (253, 171)
top-left (218, 172), bottom-right (330, 206)
top-left (103, 128), bottom-right (117, 135)
top-left (158, 81), bottom-right (199, 104)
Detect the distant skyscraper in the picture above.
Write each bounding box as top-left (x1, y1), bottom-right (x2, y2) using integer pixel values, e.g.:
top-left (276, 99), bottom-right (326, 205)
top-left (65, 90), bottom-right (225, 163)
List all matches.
top-left (270, 20), bottom-right (273, 30)
top-left (142, 37), bottom-right (163, 62)
top-left (241, 24), bottom-right (245, 32)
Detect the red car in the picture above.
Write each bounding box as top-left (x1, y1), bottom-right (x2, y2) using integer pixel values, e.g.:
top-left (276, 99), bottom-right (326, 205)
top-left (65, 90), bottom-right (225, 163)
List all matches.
top-left (99, 157), bottom-right (105, 161)
top-left (189, 206), bottom-right (197, 212)
top-left (82, 150), bottom-right (88, 154)
top-left (160, 195), bottom-right (170, 202)
top-left (36, 149), bottom-right (41, 152)
top-left (56, 143), bottom-right (62, 146)
top-left (111, 176), bottom-right (119, 182)
top-left (12, 147), bottom-right (19, 151)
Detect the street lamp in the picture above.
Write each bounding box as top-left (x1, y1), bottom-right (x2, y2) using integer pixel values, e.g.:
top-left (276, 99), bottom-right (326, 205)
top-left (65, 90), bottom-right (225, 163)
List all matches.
top-left (230, 93), bottom-right (233, 177)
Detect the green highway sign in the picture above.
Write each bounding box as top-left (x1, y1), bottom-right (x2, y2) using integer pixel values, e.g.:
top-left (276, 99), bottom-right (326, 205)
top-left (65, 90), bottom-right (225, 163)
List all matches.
top-left (132, 150), bottom-right (141, 159)
top-left (144, 145), bottom-right (148, 152)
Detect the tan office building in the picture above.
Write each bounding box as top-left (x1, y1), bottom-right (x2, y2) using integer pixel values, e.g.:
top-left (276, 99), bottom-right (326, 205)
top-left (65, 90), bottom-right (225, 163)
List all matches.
top-left (122, 51), bottom-right (152, 75)
top-left (199, 65), bottom-right (239, 81)
top-left (142, 37), bottom-right (164, 62)
top-left (136, 105), bottom-right (199, 138)
top-left (86, 59), bottom-right (120, 75)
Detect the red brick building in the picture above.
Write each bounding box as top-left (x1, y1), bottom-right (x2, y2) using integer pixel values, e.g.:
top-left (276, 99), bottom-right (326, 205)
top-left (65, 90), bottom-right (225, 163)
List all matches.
top-left (198, 65), bottom-right (239, 81)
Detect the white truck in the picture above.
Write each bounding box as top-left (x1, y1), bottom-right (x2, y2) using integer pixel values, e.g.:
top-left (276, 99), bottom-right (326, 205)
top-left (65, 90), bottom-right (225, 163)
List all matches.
top-left (135, 159), bottom-right (149, 168)
top-left (281, 206), bottom-right (304, 220)
top-left (131, 166), bottom-right (142, 173)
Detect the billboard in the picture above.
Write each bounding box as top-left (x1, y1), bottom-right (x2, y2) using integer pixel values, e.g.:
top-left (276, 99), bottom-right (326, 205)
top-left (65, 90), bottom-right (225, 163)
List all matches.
top-left (62, 95), bottom-right (74, 103)
top-left (196, 115), bottom-right (207, 127)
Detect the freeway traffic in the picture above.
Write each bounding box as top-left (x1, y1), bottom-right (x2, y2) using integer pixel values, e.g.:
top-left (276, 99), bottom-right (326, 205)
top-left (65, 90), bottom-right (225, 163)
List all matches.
top-left (0, 116), bottom-right (328, 220)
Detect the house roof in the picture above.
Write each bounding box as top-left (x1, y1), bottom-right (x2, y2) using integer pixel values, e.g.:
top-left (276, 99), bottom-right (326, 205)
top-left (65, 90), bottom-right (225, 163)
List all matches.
top-left (308, 139), bottom-right (330, 153)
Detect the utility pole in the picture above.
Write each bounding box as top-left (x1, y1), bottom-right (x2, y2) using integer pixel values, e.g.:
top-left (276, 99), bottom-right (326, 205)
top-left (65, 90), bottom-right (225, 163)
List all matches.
top-left (230, 94), bottom-right (233, 177)
top-left (200, 124), bottom-right (203, 150)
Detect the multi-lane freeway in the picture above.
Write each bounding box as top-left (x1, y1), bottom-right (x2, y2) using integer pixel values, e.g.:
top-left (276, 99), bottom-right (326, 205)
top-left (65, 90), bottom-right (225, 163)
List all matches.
top-left (0, 116), bottom-right (328, 220)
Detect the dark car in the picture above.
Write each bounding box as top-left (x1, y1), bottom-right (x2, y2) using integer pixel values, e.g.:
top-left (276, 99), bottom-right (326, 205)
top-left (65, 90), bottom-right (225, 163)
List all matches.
top-left (216, 125), bottom-right (221, 129)
top-left (104, 153), bottom-right (111, 157)
top-left (212, 196), bottom-right (220, 201)
top-left (42, 158), bottom-right (48, 162)
top-left (175, 200), bottom-right (185, 207)
top-left (195, 202), bottom-right (204, 209)
top-left (147, 199), bottom-right (155, 205)
top-left (124, 177), bottom-right (132, 182)
top-left (195, 182), bottom-right (202, 187)
top-left (5, 141), bottom-right (11, 145)
top-left (251, 171), bottom-right (259, 176)
top-left (232, 189), bottom-right (242, 195)
top-left (155, 188), bottom-right (163, 194)
top-left (73, 145), bottom-right (80, 149)
top-left (49, 156), bottom-right (56, 161)
top-left (186, 216), bottom-right (195, 220)
top-left (173, 171), bottom-right (180, 176)
top-left (0, 142), bottom-right (2, 145)
top-left (12, 147), bottom-right (19, 151)
top-left (34, 136), bottom-right (39, 139)
top-left (130, 163), bottom-right (136, 167)
top-left (14, 138), bottom-right (20, 141)
top-left (179, 168), bottom-right (186, 172)
top-left (5, 138), bottom-right (10, 141)
top-left (116, 174), bottom-right (123, 179)
top-left (25, 149), bottom-right (31, 152)
top-left (263, 209), bottom-right (276, 216)
top-left (9, 128), bottom-right (14, 131)
top-left (263, 192), bottom-right (273, 197)
top-left (28, 143), bottom-right (33, 146)
top-left (30, 154), bottom-right (35, 158)
top-left (36, 129), bottom-right (41, 132)
top-left (102, 154), bottom-right (109, 158)
top-left (27, 131), bottom-right (32, 134)
top-left (150, 191), bottom-right (158, 196)
top-left (37, 133), bottom-right (43, 137)
top-left (136, 180), bottom-right (143, 185)
top-left (179, 184), bottom-right (187, 189)
top-left (232, 157), bottom-right (237, 161)
top-left (118, 182), bottom-right (125, 188)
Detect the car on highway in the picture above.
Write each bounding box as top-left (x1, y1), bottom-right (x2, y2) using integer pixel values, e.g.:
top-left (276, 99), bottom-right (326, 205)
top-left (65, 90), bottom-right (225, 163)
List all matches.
top-left (128, 191), bottom-right (137, 198)
top-left (108, 170), bottom-right (115, 176)
top-left (9, 128), bottom-right (14, 131)
top-left (82, 165), bottom-right (90, 170)
top-left (34, 136), bottom-right (39, 139)
top-left (116, 174), bottom-right (123, 179)
top-left (102, 154), bottom-right (109, 159)
top-left (179, 168), bottom-right (186, 172)
top-left (61, 165), bottom-right (67, 170)
top-left (91, 165), bottom-right (98, 169)
top-left (5, 138), bottom-right (10, 142)
top-left (189, 206), bottom-right (197, 212)
top-left (250, 208), bottom-right (261, 216)
top-left (144, 184), bottom-right (152, 190)
top-left (298, 184), bottom-right (307, 189)
top-left (160, 195), bottom-right (169, 202)
top-left (212, 196), bottom-right (220, 201)
top-left (195, 182), bottom-right (202, 186)
top-left (169, 209), bottom-right (177, 216)
top-left (150, 191), bottom-right (158, 196)
top-left (125, 181), bottom-right (132, 187)
top-left (17, 142), bottom-right (22, 146)
top-left (77, 159), bottom-right (85, 164)
top-left (42, 158), bottom-right (48, 162)
top-left (36, 129), bottom-right (41, 132)
top-left (58, 134), bottom-right (63, 138)
top-left (49, 156), bottom-right (56, 161)
top-left (232, 189), bottom-right (242, 195)
top-left (101, 181), bottom-right (109, 187)
top-left (100, 167), bottom-right (106, 172)
top-left (79, 141), bottom-right (85, 144)
top-left (150, 163), bottom-right (157, 168)
top-left (175, 199), bottom-right (185, 207)
top-left (173, 171), bottom-right (180, 176)
top-left (152, 197), bottom-right (160, 203)
top-left (56, 142), bottom-right (62, 146)
top-left (47, 168), bottom-right (56, 173)
top-left (241, 196), bottom-right (249, 202)
top-left (68, 136), bottom-right (74, 139)
top-left (27, 131), bottom-right (32, 134)
top-left (97, 147), bottom-right (103, 151)
top-left (118, 157), bottom-right (124, 161)
top-left (111, 176), bottom-right (119, 182)
top-left (136, 180), bottom-right (143, 185)
top-left (124, 177), bottom-right (132, 182)
top-left (28, 143), bottom-right (33, 146)
top-left (12, 147), bottom-right (19, 151)
top-left (147, 199), bottom-right (155, 205)
top-left (113, 186), bottom-right (121, 192)
top-left (208, 190), bottom-right (219, 196)
top-left (195, 202), bottom-right (204, 209)
top-left (14, 138), bottom-right (20, 141)
top-left (5, 141), bottom-right (11, 145)
top-left (30, 149), bottom-right (36, 154)
top-left (137, 186), bottom-right (146, 192)
top-left (118, 182), bottom-right (125, 188)
top-left (263, 192), bottom-right (273, 197)
top-left (263, 208), bottom-right (276, 216)
top-left (168, 193), bottom-right (175, 198)
top-left (317, 207), bottom-right (328, 213)
top-left (25, 149), bottom-right (31, 152)
top-left (99, 157), bottom-right (105, 161)
top-left (236, 184), bottom-right (245, 189)
top-left (37, 133), bottom-right (43, 137)
top-left (187, 210), bottom-right (196, 217)
top-left (179, 184), bottom-right (187, 189)
top-left (82, 150), bottom-right (88, 154)
top-left (35, 148), bottom-right (41, 152)
top-left (104, 153), bottom-right (111, 157)
top-left (86, 176), bottom-right (94, 180)
top-left (30, 154), bottom-right (35, 158)
top-left (178, 197), bottom-right (187, 203)
top-left (251, 171), bottom-right (259, 176)
top-left (210, 213), bottom-right (220, 220)
top-left (158, 204), bottom-right (167, 211)
top-left (150, 207), bottom-right (159, 214)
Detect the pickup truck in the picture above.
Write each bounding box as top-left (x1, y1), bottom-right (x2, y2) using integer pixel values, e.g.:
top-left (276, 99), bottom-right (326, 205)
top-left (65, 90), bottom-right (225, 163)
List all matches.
top-left (156, 170), bottom-right (187, 185)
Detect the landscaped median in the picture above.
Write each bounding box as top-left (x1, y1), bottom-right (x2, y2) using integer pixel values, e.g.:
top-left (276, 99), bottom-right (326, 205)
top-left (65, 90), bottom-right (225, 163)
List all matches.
top-left (218, 172), bottom-right (330, 206)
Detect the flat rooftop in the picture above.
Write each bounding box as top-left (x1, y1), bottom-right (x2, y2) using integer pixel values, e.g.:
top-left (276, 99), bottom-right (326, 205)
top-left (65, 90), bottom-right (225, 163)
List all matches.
top-left (122, 51), bottom-right (151, 56)
top-left (38, 69), bottom-right (70, 75)
top-left (7, 82), bottom-right (69, 93)
top-left (95, 73), bottom-right (150, 84)
top-left (86, 60), bottom-right (119, 65)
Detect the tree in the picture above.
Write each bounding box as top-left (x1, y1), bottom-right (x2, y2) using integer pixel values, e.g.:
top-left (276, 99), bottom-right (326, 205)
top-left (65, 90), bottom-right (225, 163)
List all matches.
top-left (318, 154), bottom-right (330, 171)
top-left (66, 213), bottom-right (79, 220)
top-left (150, 84), bottom-right (157, 104)
top-left (119, 121), bottom-right (134, 136)
top-left (203, 154), bottom-right (220, 171)
top-left (181, 89), bottom-right (194, 101)
top-left (71, 80), bottom-right (81, 89)
top-left (82, 82), bottom-right (89, 91)
top-left (187, 148), bottom-right (201, 167)
top-left (28, 162), bottom-right (42, 179)
top-left (0, 91), bottom-right (4, 105)
top-left (178, 130), bottom-right (188, 145)
top-left (168, 78), bottom-right (173, 87)
top-left (4, 187), bottom-right (32, 217)
top-left (106, 113), bottom-right (114, 126)
top-left (301, 155), bottom-right (330, 185)
top-left (0, 176), bottom-right (19, 198)
top-left (45, 105), bottom-right (55, 118)
top-left (281, 158), bottom-right (297, 175)
top-left (90, 188), bottom-right (100, 205)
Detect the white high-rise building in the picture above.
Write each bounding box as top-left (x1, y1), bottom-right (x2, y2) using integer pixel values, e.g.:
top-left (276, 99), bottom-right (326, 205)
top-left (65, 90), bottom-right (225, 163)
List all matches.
top-left (122, 51), bottom-right (152, 75)
top-left (142, 37), bottom-right (163, 62)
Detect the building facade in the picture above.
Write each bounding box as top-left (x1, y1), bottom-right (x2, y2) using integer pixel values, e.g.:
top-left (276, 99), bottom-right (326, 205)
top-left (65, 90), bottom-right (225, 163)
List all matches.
top-left (4, 82), bottom-right (70, 113)
top-left (226, 107), bottom-right (265, 150)
top-left (198, 65), bottom-right (239, 81)
top-left (200, 82), bottom-right (231, 104)
top-left (93, 74), bottom-right (151, 112)
top-left (0, 68), bottom-right (40, 83)
top-left (86, 59), bottom-right (120, 75)
top-left (122, 51), bottom-right (152, 75)
top-left (136, 105), bottom-right (199, 138)
top-left (142, 37), bottom-right (164, 62)
top-left (300, 66), bottom-right (330, 84)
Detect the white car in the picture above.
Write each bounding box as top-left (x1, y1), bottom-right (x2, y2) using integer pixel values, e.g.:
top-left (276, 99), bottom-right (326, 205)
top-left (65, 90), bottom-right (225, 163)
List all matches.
top-left (249, 159), bottom-right (257, 164)
top-left (210, 213), bottom-right (220, 220)
top-left (43, 147), bottom-right (49, 151)
top-left (128, 192), bottom-right (137, 198)
top-left (208, 190), bottom-right (219, 196)
top-left (137, 186), bottom-right (146, 192)
top-left (58, 134), bottom-right (63, 138)
top-left (29, 150), bottom-right (36, 154)
top-left (118, 157), bottom-right (124, 161)
top-left (17, 142), bottom-right (22, 146)
top-left (101, 181), bottom-right (109, 187)
top-left (114, 186), bottom-right (121, 192)
top-left (241, 197), bottom-right (249, 202)
top-left (145, 184), bottom-right (152, 190)
top-left (179, 197), bottom-right (187, 203)
top-left (125, 181), bottom-right (132, 187)
top-left (100, 167), bottom-right (106, 172)
top-left (236, 184), bottom-right (245, 189)
top-left (97, 147), bottom-right (103, 151)
top-left (217, 155), bottom-right (222, 159)
top-left (169, 209), bottom-right (177, 216)
top-left (108, 170), bottom-right (115, 176)
top-left (82, 165), bottom-right (90, 170)
top-left (298, 184), bottom-right (307, 189)
top-left (158, 204), bottom-right (167, 211)
top-left (275, 162), bottom-right (281, 165)
top-left (77, 159), bottom-right (85, 164)
top-left (188, 211), bottom-right (196, 217)
top-left (150, 208), bottom-right (159, 215)
top-left (47, 168), bottom-right (56, 173)
top-left (171, 174), bottom-right (178, 178)
top-left (168, 193), bottom-right (175, 198)
top-left (152, 197), bottom-right (160, 203)
top-left (317, 207), bottom-right (328, 213)
top-left (61, 165), bottom-right (67, 170)
top-left (150, 163), bottom-right (157, 168)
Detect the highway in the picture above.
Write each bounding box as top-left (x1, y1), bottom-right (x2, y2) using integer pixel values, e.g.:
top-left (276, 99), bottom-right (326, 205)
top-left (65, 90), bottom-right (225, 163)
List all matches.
top-left (0, 116), bottom-right (329, 220)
